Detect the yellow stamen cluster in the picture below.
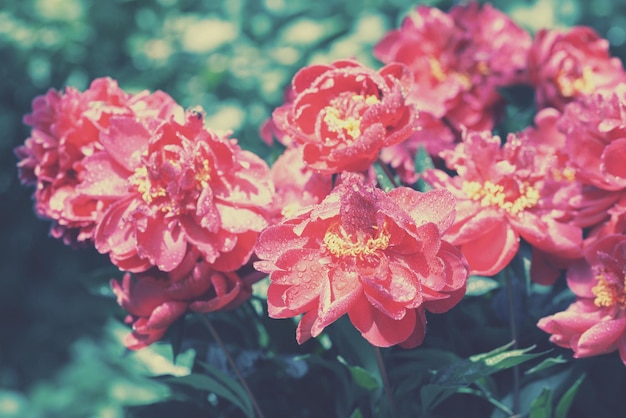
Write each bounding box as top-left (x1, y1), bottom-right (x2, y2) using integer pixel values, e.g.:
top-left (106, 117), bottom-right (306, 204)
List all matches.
top-left (323, 223), bottom-right (390, 258)
top-left (557, 66), bottom-right (596, 97)
top-left (592, 274), bottom-right (626, 308)
top-left (324, 108), bottom-right (362, 140)
top-left (462, 180), bottom-right (540, 216)
top-left (130, 166), bottom-right (166, 204)
top-left (322, 95), bottom-right (379, 141)
top-left (428, 57), bottom-right (472, 88)
top-left (551, 167), bottom-right (576, 182)
top-left (195, 159), bottom-right (211, 189)
top-left (429, 57), bottom-right (447, 82)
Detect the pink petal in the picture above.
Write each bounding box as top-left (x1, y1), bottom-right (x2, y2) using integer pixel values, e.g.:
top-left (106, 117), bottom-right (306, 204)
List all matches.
top-left (388, 187), bottom-right (456, 232)
top-left (99, 116), bottom-right (151, 171)
top-left (137, 218), bottom-right (188, 272)
top-left (459, 221), bottom-right (519, 276)
top-left (348, 296), bottom-right (417, 347)
top-left (78, 152), bottom-right (129, 198)
top-left (576, 318), bottom-right (626, 357)
top-left (602, 137), bottom-right (626, 186)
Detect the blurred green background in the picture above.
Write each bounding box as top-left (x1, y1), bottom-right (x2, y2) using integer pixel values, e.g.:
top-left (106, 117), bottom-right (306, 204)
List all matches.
top-left (2, 0), bottom-right (626, 416)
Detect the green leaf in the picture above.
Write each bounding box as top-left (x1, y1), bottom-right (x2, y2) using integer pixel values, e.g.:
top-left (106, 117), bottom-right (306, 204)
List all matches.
top-left (524, 355), bottom-right (568, 375)
top-left (422, 343), bottom-right (546, 412)
top-left (421, 384), bottom-right (457, 413)
top-left (529, 388), bottom-right (553, 418)
top-left (555, 373), bottom-right (586, 418)
top-left (197, 361), bottom-right (254, 416)
top-left (414, 146), bottom-right (434, 191)
top-left (348, 408), bottom-right (364, 418)
top-left (374, 162), bottom-right (396, 192)
top-left (414, 145), bottom-right (434, 173)
top-left (165, 373), bottom-right (254, 418)
top-left (337, 356), bottom-right (380, 391)
top-left (465, 276), bottom-right (500, 296)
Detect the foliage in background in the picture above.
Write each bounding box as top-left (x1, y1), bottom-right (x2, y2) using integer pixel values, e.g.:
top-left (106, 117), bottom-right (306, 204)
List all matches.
top-left (3, 0), bottom-right (626, 416)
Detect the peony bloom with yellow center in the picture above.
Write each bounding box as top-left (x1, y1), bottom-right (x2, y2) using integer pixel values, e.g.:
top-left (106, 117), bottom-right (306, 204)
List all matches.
top-left (374, 2), bottom-right (531, 133)
top-left (78, 110), bottom-right (273, 273)
top-left (253, 173), bottom-right (469, 348)
top-left (271, 59), bottom-right (419, 174)
top-left (528, 26), bottom-right (626, 110)
top-left (538, 235), bottom-right (626, 365)
top-left (422, 123), bottom-right (583, 283)
top-left (14, 77), bottom-right (184, 245)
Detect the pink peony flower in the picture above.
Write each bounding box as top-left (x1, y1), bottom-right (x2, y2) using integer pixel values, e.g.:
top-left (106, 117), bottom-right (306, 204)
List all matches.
top-left (528, 26), bottom-right (626, 110)
top-left (558, 86), bottom-right (626, 192)
top-left (268, 147), bottom-right (333, 223)
top-left (15, 77), bottom-right (183, 244)
top-left (78, 110), bottom-right (273, 273)
top-left (422, 123), bottom-right (582, 282)
top-left (271, 59), bottom-right (419, 174)
top-left (538, 235), bottom-right (626, 364)
top-left (111, 249), bottom-right (257, 350)
top-left (374, 2), bottom-right (530, 132)
top-left (254, 173), bottom-right (469, 348)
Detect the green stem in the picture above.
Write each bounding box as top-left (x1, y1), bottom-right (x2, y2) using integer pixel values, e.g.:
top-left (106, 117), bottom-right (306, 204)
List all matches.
top-left (197, 314), bottom-right (266, 418)
top-left (374, 346), bottom-right (398, 418)
top-left (505, 268), bottom-right (520, 416)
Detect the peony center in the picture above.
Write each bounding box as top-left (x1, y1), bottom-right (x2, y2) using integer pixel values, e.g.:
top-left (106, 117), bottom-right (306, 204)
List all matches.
top-left (592, 274), bottom-right (626, 308)
top-left (462, 180), bottom-right (540, 215)
top-left (195, 159), bottom-right (211, 189)
top-left (322, 94), bottom-right (379, 142)
top-left (556, 66), bottom-right (595, 97)
top-left (428, 57), bottom-right (471, 88)
top-left (323, 223), bottom-right (390, 258)
top-left (551, 166), bottom-right (576, 182)
top-left (130, 166), bottom-right (166, 204)
top-left (129, 154), bottom-right (211, 214)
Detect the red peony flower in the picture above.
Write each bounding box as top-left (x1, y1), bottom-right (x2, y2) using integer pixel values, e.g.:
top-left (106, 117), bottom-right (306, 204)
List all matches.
top-left (111, 249), bottom-right (257, 350)
top-left (422, 122), bottom-right (582, 283)
top-left (254, 173), bottom-right (469, 348)
top-left (15, 77), bottom-right (183, 244)
top-left (78, 110), bottom-right (273, 273)
top-left (538, 235), bottom-right (626, 364)
top-left (528, 26), bottom-right (626, 110)
top-left (374, 2), bottom-right (530, 132)
top-left (271, 59), bottom-right (419, 174)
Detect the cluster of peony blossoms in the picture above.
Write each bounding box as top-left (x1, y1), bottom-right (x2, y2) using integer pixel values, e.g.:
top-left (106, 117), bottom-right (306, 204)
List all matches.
top-left (14, 1), bottom-right (626, 363)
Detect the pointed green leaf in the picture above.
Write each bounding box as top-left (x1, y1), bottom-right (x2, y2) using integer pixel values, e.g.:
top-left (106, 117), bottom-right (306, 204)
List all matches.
top-left (348, 408), bottom-right (364, 418)
top-left (374, 162), bottom-right (396, 192)
top-left (196, 361), bottom-right (254, 416)
top-left (164, 373), bottom-right (254, 418)
top-left (555, 373), bottom-right (586, 418)
top-left (529, 388), bottom-right (553, 418)
top-left (524, 355), bottom-right (567, 375)
top-left (422, 343), bottom-right (545, 412)
top-left (337, 356), bottom-right (380, 391)
top-left (421, 384), bottom-right (457, 412)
